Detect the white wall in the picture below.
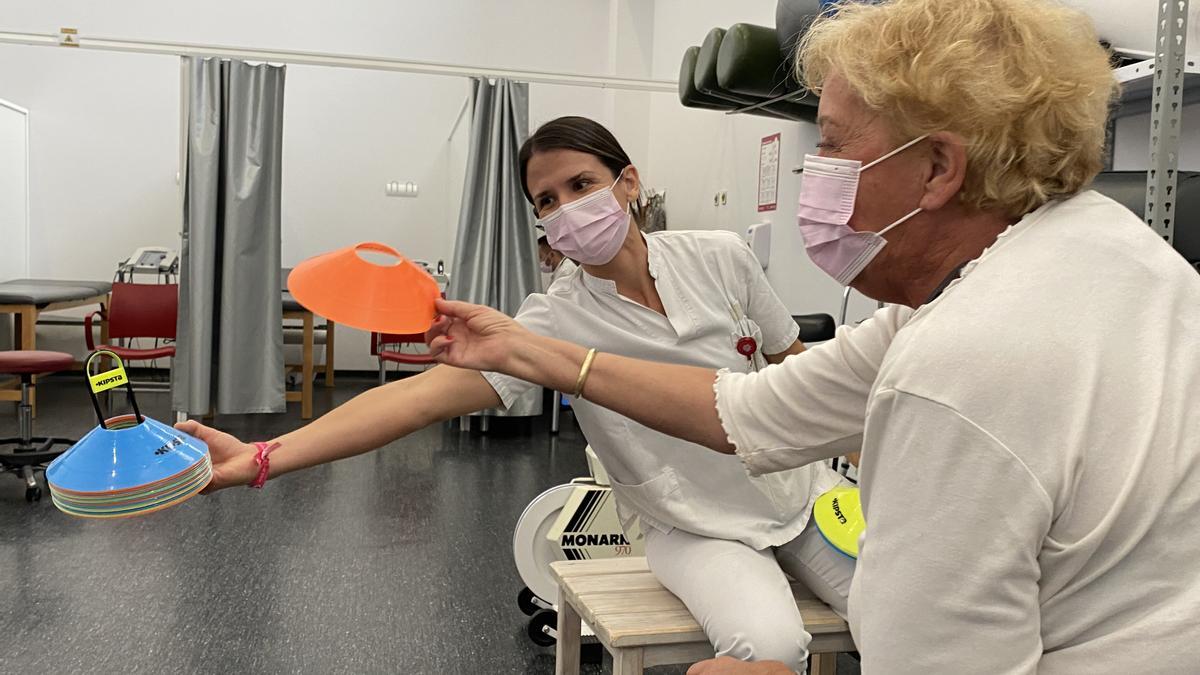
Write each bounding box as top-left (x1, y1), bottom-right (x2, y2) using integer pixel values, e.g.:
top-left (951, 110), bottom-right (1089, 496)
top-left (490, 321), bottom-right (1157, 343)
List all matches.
top-left (6, 0), bottom-right (1193, 372)
top-left (0, 0), bottom-right (646, 369)
top-left (1062, 0), bottom-right (1158, 53)
top-left (1113, 107), bottom-right (1200, 170)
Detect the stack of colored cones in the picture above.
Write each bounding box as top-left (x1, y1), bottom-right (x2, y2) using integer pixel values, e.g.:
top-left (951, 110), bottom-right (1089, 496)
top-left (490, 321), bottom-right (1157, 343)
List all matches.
top-left (45, 351), bottom-right (211, 519)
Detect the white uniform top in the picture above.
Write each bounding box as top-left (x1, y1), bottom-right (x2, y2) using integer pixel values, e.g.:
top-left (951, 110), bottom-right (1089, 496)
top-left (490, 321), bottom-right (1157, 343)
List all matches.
top-left (547, 258), bottom-right (578, 289)
top-left (716, 191), bottom-right (1200, 672)
top-left (486, 230), bottom-right (841, 549)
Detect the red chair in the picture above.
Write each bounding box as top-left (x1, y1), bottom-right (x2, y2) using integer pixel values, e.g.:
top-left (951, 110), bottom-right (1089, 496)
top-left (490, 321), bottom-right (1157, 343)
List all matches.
top-left (85, 283), bottom-right (178, 411)
top-left (371, 332), bottom-right (435, 385)
top-left (0, 350), bottom-right (76, 502)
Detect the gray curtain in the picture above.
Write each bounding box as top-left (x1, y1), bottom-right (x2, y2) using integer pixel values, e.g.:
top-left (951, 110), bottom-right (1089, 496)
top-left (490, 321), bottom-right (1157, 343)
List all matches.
top-left (173, 57), bottom-right (286, 416)
top-left (449, 77), bottom-right (542, 417)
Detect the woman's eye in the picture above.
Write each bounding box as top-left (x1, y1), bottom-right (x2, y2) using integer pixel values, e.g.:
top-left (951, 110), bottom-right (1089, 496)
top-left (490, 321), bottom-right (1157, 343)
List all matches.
top-left (573, 180), bottom-right (592, 191)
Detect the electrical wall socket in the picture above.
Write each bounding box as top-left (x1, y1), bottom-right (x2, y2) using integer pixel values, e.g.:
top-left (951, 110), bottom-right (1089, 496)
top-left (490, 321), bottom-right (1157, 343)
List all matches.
top-left (386, 181), bottom-right (420, 198)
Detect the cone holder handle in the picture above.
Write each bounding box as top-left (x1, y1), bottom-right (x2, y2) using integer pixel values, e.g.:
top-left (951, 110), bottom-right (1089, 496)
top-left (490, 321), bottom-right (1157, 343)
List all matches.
top-left (354, 241), bottom-right (402, 258)
top-left (84, 350), bottom-right (143, 429)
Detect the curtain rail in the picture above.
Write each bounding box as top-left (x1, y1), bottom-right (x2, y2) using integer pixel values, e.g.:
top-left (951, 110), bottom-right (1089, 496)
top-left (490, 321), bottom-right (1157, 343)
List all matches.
top-left (0, 30), bottom-right (677, 93)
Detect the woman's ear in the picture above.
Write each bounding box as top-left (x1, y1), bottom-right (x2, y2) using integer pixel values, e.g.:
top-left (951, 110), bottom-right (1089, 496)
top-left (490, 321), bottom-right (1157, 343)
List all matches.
top-left (623, 165), bottom-right (642, 202)
top-left (919, 132), bottom-right (967, 212)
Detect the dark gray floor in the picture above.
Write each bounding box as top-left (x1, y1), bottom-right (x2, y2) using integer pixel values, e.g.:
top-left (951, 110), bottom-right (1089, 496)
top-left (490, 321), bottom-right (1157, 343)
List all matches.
top-left (0, 374), bottom-right (858, 675)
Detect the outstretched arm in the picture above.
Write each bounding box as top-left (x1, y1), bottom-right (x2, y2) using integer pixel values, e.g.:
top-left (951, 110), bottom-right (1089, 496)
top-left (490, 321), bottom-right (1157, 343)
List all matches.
top-left (426, 298), bottom-right (734, 453)
top-left (179, 365), bottom-right (501, 491)
top-left (427, 298), bottom-right (905, 475)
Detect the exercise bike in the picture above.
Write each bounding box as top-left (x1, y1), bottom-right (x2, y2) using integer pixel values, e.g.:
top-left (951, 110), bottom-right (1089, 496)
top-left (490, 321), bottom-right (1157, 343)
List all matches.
top-left (513, 445), bottom-right (644, 649)
top-left (512, 314), bottom-right (845, 649)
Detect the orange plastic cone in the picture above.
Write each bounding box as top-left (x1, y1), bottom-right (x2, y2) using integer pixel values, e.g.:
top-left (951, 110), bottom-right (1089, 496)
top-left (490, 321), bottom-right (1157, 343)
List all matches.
top-left (287, 242), bottom-right (440, 334)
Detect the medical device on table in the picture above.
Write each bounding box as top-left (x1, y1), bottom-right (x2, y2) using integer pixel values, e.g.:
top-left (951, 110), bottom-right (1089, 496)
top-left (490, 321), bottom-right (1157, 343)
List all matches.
top-left (117, 247), bottom-right (179, 282)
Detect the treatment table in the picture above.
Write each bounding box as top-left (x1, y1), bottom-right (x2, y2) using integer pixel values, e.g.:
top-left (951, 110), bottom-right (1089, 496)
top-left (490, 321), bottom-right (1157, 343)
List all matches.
top-left (0, 279), bottom-right (112, 409)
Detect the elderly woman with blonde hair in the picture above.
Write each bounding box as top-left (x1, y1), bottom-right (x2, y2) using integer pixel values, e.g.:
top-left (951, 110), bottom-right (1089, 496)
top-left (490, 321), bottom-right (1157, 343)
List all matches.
top-left (428, 0), bottom-right (1200, 672)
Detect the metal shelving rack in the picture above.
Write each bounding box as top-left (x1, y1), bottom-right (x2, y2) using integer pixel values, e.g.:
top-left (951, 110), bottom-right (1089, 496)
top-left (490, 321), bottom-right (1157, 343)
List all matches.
top-left (1113, 0), bottom-right (1192, 245)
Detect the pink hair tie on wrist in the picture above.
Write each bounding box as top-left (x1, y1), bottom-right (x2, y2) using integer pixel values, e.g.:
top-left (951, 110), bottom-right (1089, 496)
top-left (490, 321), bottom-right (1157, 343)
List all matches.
top-left (249, 442), bottom-right (281, 489)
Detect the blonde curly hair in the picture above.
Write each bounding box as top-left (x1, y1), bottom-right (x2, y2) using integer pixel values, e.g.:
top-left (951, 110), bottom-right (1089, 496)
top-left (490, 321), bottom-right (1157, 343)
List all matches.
top-left (799, 0), bottom-right (1119, 217)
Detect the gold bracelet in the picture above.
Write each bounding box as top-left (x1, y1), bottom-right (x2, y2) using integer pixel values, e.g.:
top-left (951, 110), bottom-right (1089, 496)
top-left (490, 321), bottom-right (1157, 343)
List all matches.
top-left (574, 348), bottom-right (598, 399)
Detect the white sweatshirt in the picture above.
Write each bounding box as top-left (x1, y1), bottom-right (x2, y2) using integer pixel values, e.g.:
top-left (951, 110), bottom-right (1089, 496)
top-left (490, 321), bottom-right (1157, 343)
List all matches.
top-left (715, 191), bottom-right (1200, 673)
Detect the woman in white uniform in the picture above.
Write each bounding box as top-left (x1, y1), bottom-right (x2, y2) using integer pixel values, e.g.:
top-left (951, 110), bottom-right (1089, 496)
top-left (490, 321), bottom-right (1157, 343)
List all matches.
top-left (536, 226), bottom-right (577, 291)
top-left (183, 116), bottom-right (854, 670)
top-left (422, 2), bottom-right (1200, 673)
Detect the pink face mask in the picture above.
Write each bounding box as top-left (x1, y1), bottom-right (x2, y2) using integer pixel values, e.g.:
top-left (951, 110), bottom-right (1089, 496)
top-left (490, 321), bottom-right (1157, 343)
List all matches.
top-left (537, 169), bottom-right (631, 266)
top-left (797, 136), bottom-right (927, 285)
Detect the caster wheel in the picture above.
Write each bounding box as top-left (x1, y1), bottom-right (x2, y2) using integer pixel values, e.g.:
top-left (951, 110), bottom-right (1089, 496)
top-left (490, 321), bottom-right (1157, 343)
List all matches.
top-left (518, 587), bottom-right (547, 616)
top-left (527, 609), bottom-right (558, 646)
top-left (26, 486), bottom-right (42, 502)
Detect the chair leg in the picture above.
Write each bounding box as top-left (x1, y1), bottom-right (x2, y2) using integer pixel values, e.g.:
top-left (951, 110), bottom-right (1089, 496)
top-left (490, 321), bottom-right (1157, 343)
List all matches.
top-left (551, 391), bottom-right (561, 434)
top-left (17, 307), bottom-right (37, 417)
top-left (379, 359), bottom-right (386, 387)
top-left (324, 320), bottom-right (336, 387)
top-left (810, 652), bottom-right (837, 675)
top-left (17, 379), bottom-right (33, 449)
top-left (611, 648), bottom-right (644, 675)
top-left (554, 598), bottom-right (582, 675)
top-left (20, 465), bottom-right (37, 491)
top-left (302, 312), bottom-right (314, 420)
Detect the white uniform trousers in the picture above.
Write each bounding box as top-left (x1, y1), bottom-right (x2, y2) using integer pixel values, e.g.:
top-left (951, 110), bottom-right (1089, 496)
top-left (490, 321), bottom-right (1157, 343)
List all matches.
top-left (644, 513), bottom-right (855, 672)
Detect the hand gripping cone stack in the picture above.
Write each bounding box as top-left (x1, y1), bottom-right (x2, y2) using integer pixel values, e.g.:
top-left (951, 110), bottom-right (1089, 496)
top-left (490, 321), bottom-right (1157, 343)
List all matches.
top-left (46, 351), bottom-right (212, 518)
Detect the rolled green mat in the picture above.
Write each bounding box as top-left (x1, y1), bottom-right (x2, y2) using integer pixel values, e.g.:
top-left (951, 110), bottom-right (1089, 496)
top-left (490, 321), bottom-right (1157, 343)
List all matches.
top-left (696, 28), bottom-right (759, 106)
top-left (717, 23), bottom-right (817, 109)
top-left (678, 45), bottom-right (793, 121)
top-left (679, 46), bottom-right (735, 110)
top-left (699, 26), bottom-right (815, 121)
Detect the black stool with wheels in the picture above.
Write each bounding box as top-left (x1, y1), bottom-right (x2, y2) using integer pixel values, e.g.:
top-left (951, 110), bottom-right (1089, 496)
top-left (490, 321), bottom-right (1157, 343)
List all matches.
top-left (0, 351), bottom-right (77, 502)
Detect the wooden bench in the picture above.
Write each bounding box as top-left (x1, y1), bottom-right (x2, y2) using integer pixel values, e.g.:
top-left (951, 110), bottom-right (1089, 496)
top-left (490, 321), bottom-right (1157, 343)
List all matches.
top-left (550, 557), bottom-right (854, 675)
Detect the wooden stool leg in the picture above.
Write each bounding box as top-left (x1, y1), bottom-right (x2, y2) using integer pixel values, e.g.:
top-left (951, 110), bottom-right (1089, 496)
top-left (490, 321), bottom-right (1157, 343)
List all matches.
top-left (612, 647), bottom-right (644, 675)
top-left (810, 652), bottom-right (837, 675)
top-left (302, 313), bottom-right (314, 420)
top-left (323, 320), bottom-right (335, 387)
top-left (555, 598), bottom-right (582, 675)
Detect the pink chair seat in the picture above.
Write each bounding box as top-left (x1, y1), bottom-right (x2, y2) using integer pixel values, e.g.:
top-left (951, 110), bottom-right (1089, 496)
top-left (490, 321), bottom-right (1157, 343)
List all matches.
top-left (0, 350), bottom-right (75, 375)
